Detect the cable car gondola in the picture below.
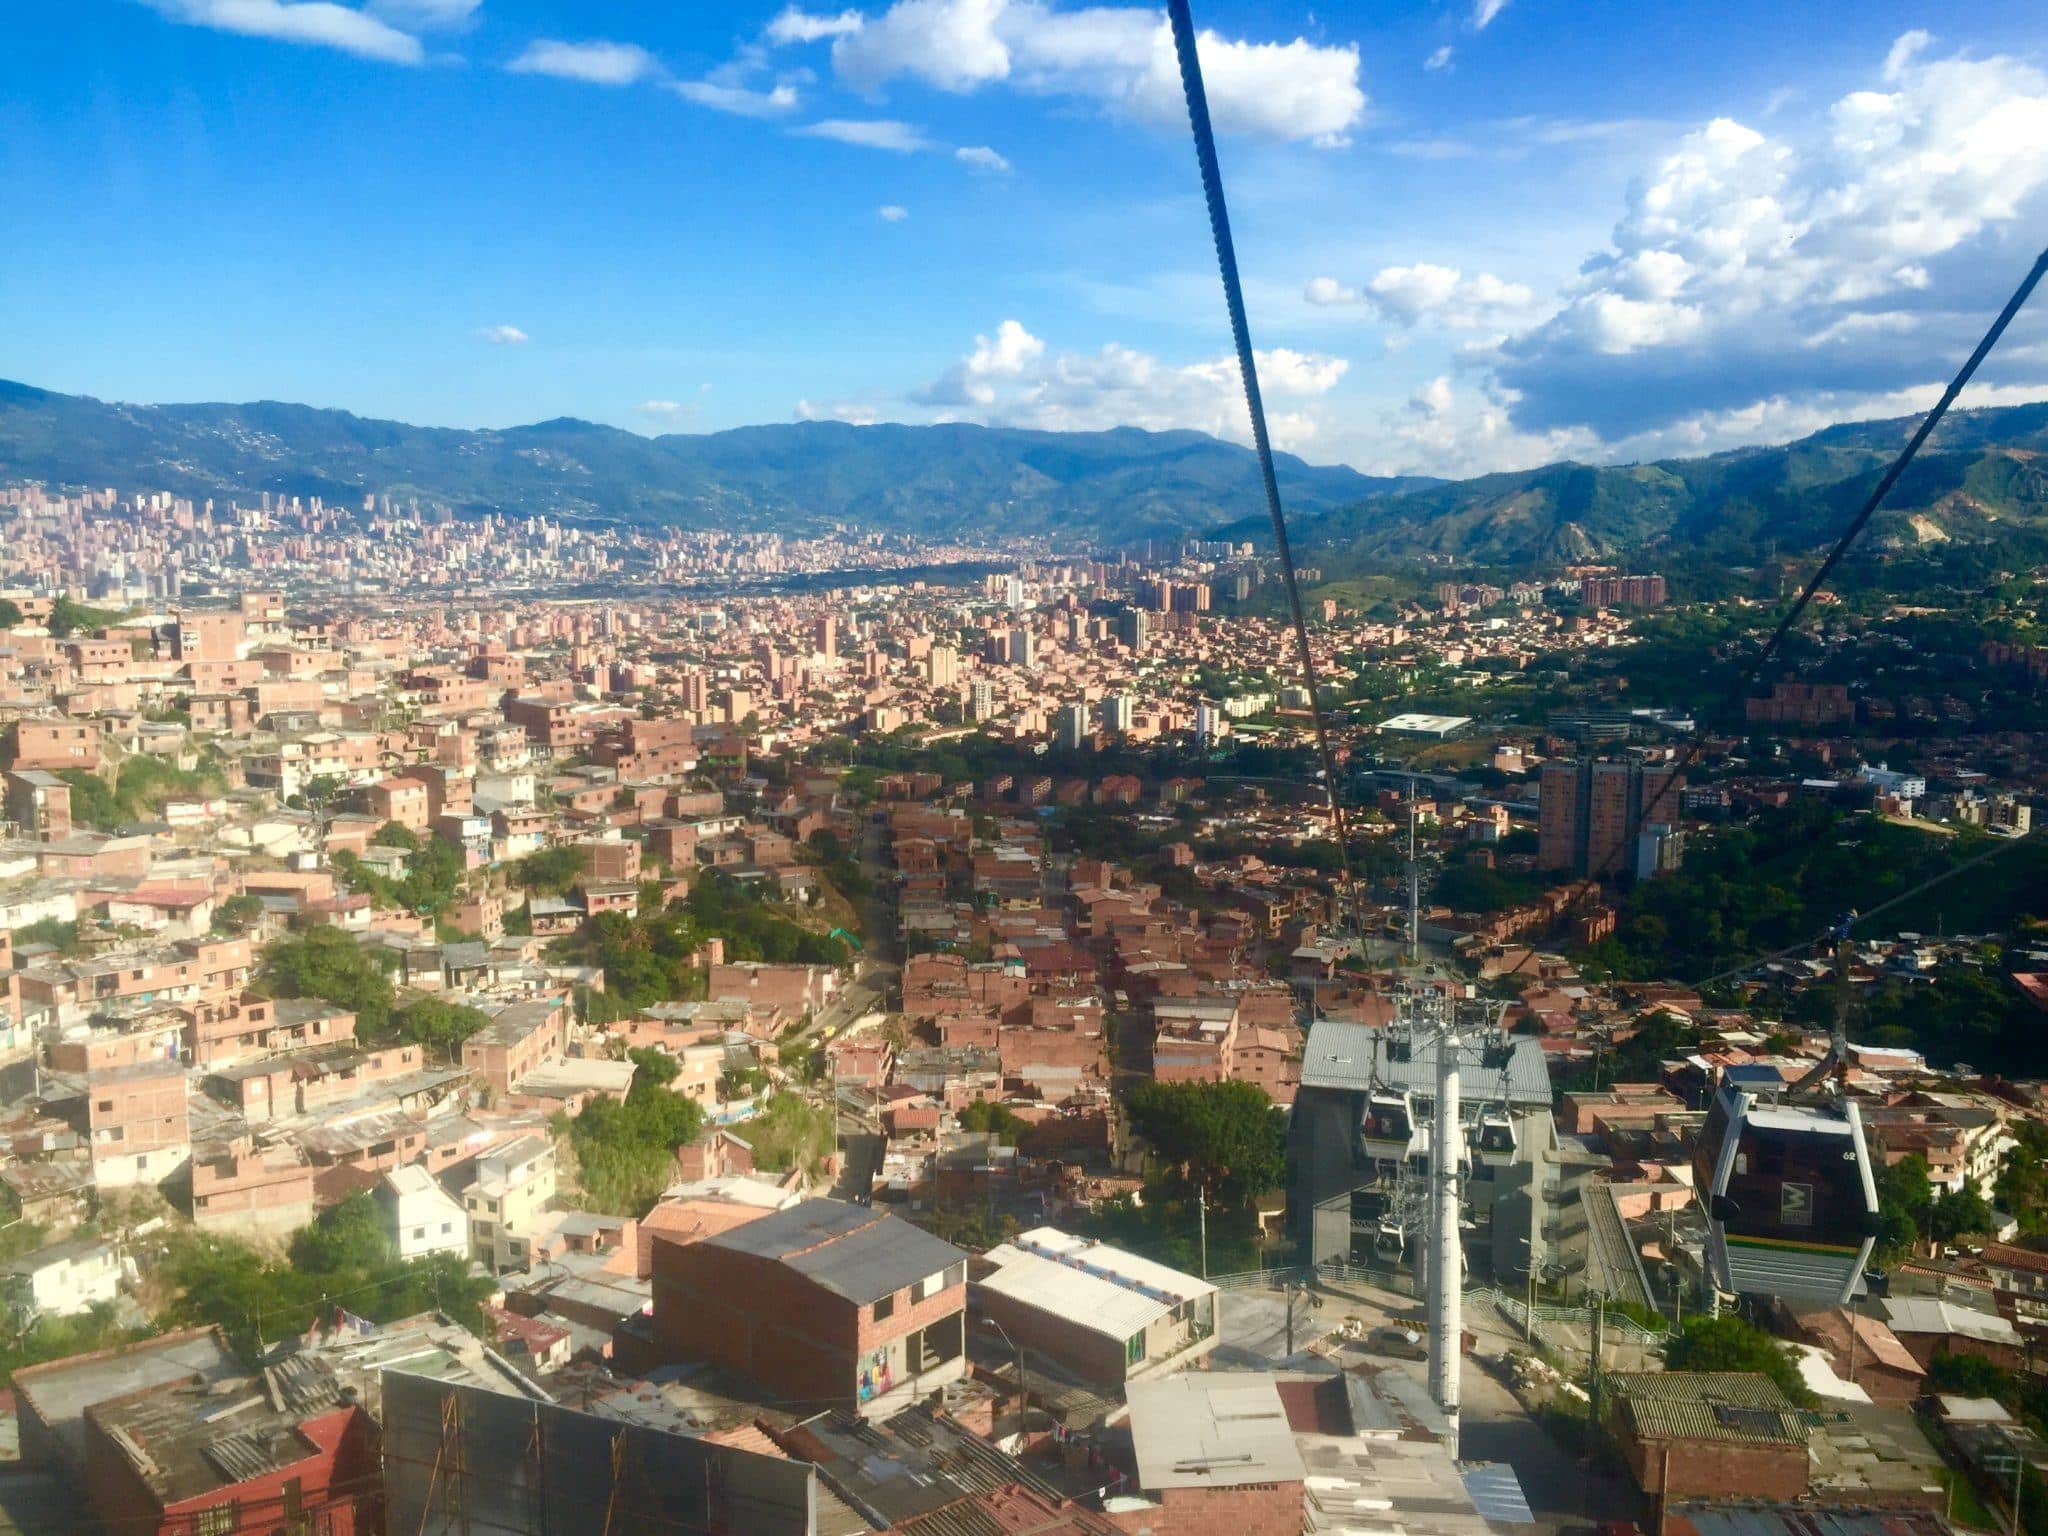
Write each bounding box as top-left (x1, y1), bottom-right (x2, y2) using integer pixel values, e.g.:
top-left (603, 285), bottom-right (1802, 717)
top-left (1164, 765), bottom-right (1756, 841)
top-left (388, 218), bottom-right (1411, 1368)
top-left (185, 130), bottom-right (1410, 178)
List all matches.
top-left (1472, 1111), bottom-right (1517, 1169)
top-left (1360, 1088), bottom-right (1416, 1166)
top-left (1695, 1073), bottom-right (1881, 1307)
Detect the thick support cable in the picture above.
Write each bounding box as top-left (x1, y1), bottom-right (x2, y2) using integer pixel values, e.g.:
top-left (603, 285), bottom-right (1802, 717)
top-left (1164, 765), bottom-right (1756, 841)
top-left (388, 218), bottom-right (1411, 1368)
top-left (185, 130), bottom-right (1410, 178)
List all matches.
top-left (1166, 0), bottom-right (1356, 930)
top-left (1476, 241), bottom-right (2048, 996)
top-left (1591, 241), bottom-right (2048, 880)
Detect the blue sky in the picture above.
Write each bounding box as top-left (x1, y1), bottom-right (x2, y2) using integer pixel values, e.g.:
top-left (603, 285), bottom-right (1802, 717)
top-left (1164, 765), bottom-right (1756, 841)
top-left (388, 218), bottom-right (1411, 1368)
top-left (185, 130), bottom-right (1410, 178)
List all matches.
top-left (4, 0), bottom-right (2047, 476)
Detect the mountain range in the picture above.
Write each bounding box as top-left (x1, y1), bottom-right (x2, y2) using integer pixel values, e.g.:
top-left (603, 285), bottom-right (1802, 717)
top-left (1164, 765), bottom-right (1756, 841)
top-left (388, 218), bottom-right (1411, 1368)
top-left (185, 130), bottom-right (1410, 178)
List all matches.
top-left (0, 380), bottom-right (1418, 547)
top-left (1273, 403), bottom-right (2048, 565)
top-left (5, 377), bottom-right (2048, 563)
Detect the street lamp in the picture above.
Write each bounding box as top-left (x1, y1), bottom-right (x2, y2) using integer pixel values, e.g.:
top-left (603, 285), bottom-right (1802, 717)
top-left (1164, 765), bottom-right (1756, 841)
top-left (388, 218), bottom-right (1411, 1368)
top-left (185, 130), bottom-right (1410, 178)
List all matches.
top-left (982, 1317), bottom-right (1032, 1431)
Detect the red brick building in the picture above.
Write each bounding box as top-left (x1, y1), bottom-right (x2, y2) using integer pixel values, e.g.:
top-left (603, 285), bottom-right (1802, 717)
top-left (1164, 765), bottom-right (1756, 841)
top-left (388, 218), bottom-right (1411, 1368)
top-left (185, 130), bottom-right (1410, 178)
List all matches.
top-left (650, 1197), bottom-right (969, 1418)
top-left (85, 1378), bottom-right (374, 1536)
top-left (1601, 1372), bottom-right (1810, 1532)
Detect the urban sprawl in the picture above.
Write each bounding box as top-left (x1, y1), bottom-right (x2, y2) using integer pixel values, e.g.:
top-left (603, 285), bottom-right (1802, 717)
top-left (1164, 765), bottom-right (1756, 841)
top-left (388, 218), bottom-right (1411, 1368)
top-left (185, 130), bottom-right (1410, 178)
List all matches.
top-left (0, 480), bottom-right (2040, 1536)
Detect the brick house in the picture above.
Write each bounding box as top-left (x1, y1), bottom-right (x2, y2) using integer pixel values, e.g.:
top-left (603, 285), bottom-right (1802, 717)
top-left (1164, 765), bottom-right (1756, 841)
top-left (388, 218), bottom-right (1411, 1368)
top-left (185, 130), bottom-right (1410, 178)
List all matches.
top-left (85, 1059), bottom-right (189, 1189)
top-left (1601, 1372), bottom-right (1810, 1530)
top-left (1117, 1373), bottom-right (1307, 1535)
top-left (650, 1197), bottom-right (969, 1418)
top-left (190, 1136), bottom-right (317, 1239)
top-left (706, 962), bottom-right (838, 1021)
top-left (461, 996), bottom-right (568, 1098)
top-left (1981, 1243), bottom-right (2048, 1343)
top-left (84, 1376), bottom-right (374, 1536)
top-left (363, 775), bottom-right (431, 833)
top-left (9, 717), bottom-right (102, 772)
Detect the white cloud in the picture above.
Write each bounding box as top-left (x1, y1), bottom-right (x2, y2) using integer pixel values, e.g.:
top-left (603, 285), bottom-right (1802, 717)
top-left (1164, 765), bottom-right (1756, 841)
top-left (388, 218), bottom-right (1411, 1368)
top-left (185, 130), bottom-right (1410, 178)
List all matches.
top-left (955, 144), bottom-right (1011, 172)
top-left (767, 6), bottom-right (865, 43)
top-left (141, 0), bottom-right (425, 64)
top-left (636, 399), bottom-right (699, 421)
top-left (878, 204), bottom-right (910, 221)
top-left (507, 38), bottom-right (659, 85)
top-left (1305, 263), bottom-right (1538, 328)
top-left (879, 318), bottom-right (1347, 449)
top-left (1424, 45), bottom-right (1453, 71)
top-left (1472, 0), bottom-right (1509, 29)
top-left (796, 117), bottom-right (934, 151)
top-left (670, 78), bottom-right (800, 116)
top-left (826, 0), bottom-right (1364, 147)
top-left (797, 398), bottom-right (883, 425)
top-left (477, 324), bottom-right (529, 345)
top-left (1489, 35), bottom-right (2048, 439)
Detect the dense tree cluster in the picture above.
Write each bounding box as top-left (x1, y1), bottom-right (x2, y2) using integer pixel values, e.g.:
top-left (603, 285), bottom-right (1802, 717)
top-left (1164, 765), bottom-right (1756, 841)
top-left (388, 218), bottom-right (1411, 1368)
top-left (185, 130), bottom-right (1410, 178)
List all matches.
top-left (162, 1192), bottom-right (492, 1361)
top-left (560, 1049), bottom-right (707, 1215)
top-left (1663, 1314), bottom-right (1815, 1407)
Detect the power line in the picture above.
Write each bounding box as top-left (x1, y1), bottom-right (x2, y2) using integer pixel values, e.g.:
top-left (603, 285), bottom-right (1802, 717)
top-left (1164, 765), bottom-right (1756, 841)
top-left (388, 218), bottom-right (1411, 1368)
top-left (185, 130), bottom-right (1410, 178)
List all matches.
top-left (1491, 241), bottom-right (2048, 991)
top-left (1690, 823), bottom-right (2043, 993)
top-left (1165, 0), bottom-right (1357, 936)
top-left (1589, 241), bottom-right (2048, 883)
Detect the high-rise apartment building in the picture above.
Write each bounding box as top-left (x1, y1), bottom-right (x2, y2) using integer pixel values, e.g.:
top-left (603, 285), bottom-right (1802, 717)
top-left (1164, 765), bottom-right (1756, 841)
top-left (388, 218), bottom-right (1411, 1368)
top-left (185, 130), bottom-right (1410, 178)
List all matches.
top-left (1538, 757), bottom-right (1681, 877)
top-left (1117, 608), bottom-right (1151, 653)
top-left (1102, 694), bottom-right (1135, 734)
top-left (1056, 702), bottom-right (1091, 751)
top-left (1578, 573), bottom-right (1667, 609)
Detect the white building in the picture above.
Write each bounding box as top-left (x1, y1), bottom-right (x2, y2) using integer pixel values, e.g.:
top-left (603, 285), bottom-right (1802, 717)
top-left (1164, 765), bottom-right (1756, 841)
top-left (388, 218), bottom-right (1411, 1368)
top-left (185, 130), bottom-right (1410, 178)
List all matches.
top-left (2, 1237), bottom-right (123, 1321)
top-left (1859, 762), bottom-right (1929, 801)
top-left (377, 1164), bottom-right (469, 1262)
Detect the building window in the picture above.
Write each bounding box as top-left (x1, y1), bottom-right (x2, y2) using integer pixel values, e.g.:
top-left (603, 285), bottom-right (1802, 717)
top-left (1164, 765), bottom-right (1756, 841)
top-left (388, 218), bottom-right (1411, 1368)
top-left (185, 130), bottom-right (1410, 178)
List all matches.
top-left (1126, 1331), bottom-right (1147, 1365)
top-left (873, 1294), bottom-right (896, 1322)
top-left (195, 1504), bottom-right (236, 1536)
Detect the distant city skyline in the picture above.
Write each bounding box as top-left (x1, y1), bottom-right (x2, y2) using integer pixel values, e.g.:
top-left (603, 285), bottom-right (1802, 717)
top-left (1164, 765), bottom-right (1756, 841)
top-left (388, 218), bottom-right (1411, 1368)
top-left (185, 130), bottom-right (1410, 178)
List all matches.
top-left (6, 1), bottom-right (2048, 477)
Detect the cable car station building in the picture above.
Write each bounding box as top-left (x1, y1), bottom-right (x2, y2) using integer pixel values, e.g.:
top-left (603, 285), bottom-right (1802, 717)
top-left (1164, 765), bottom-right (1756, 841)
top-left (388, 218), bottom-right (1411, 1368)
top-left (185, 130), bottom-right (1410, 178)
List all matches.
top-left (1286, 1018), bottom-right (1555, 1270)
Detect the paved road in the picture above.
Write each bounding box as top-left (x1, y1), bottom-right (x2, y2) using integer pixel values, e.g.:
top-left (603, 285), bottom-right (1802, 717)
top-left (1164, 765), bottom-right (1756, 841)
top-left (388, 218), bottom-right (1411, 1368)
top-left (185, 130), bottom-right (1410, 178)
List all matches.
top-left (1459, 1359), bottom-right (1639, 1532)
top-left (1210, 1274), bottom-right (1642, 1533)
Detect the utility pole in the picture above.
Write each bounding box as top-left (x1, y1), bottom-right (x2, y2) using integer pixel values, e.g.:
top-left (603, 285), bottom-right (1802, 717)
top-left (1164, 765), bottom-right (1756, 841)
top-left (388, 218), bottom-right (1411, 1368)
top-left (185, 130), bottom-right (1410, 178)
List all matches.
top-left (1428, 1010), bottom-right (1462, 1459)
top-left (1525, 1261), bottom-right (1536, 1344)
top-left (1198, 1186), bottom-right (1208, 1280)
top-left (1405, 782), bottom-right (1421, 965)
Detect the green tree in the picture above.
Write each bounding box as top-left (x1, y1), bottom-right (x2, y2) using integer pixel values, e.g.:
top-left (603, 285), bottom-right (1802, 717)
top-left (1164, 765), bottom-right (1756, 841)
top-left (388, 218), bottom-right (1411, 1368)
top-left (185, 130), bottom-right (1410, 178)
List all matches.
top-left (744, 1094), bottom-right (835, 1175)
top-left (1124, 1079), bottom-right (1285, 1211)
top-left (0, 599), bottom-right (21, 628)
top-left (1998, 1121), bottom-right (2048, 1234)
top-left (1930, 1184), bottom-right (1997, 1245)
top-left (374, 821), bottom-right (421, 851)
top-left (1664, 1314), bottom-right (1816, 1407)
top-left (958, 1099), bottom-right (1027, 1145)
top-left (390, 997), bottom-right (493, 1059)
top-left (212, 893), bottom-right (266, 934)
top-left (1874, 1154), bottom-right (1934, 1264)
top-left (562, 1058), bottom-right (706, 1216)
top-left (516, 844), bottom-right (589, 896)
top-left (161, 1193), bottom-right (492, 1361)
top-left (257, 928), bottom-right (397, 1037)
top-left (1926, 1351), bottom-right (2014, 1401)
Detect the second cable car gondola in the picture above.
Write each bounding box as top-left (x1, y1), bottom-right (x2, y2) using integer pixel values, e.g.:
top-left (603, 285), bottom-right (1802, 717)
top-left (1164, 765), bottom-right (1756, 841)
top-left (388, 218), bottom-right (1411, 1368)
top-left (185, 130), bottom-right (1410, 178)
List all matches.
top-left (1695, 1071), bottom-right (1881, 1307)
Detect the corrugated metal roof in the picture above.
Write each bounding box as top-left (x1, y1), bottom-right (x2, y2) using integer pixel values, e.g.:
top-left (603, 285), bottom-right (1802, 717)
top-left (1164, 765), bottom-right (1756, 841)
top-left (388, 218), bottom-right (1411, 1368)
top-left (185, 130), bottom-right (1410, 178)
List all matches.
top-left (707, 1198), bottom-right (967, 1305)
top-left (1298, 1020), bottom-right (1551, 1107)
top-left (1607, 1373), bottom-right (1806, 1447)
top-left (1461, 1462), bottom-right (1535, 1525)
top-left (1884, 1296), bottom-right (2018, 1346)
top-left (976, 1250), bottom-right (1169, 1341)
